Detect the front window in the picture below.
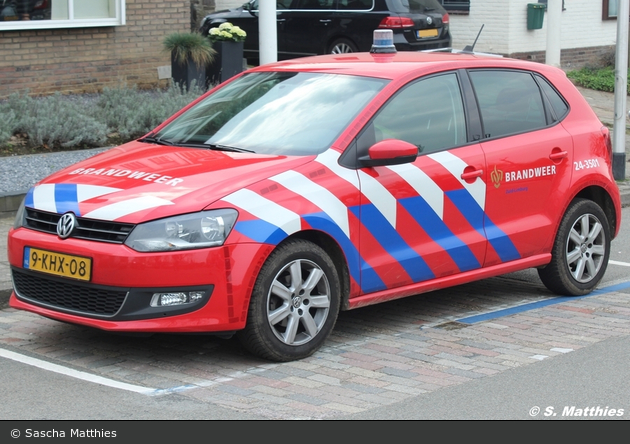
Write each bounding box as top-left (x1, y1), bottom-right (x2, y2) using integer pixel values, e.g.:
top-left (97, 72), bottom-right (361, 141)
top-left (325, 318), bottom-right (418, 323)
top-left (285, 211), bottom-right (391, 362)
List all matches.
top-left (153, 72), bottom-right (388, 156)
top-left (0, 0), bottom-right (125, 31)
top-left (357, 72), bottom-right (466, 156)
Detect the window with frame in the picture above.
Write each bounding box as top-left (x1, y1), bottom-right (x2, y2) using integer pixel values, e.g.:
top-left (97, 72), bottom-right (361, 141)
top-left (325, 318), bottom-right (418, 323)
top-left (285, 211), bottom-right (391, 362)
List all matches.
top-left (468, 70), bottom-right (547, 139)
top-left (603, 0), bottom-right (619, 19)
top-left (357, 73), bottom-right (467, 156)
top-left (438, 0), bottom-right (469, 13)
top-left (0, 0), bottom-right (125, 30)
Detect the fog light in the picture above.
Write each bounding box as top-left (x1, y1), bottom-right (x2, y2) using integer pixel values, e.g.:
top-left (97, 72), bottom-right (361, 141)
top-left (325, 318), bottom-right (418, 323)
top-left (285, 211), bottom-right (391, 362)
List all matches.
top-left (189, 291), bottom-right (204, 302)
top-left (150, 291), bottom-right (206, 307)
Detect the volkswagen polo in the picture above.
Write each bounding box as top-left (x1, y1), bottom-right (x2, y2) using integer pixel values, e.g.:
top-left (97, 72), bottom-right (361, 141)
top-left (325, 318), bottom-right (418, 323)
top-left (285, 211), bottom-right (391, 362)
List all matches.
top-left (7, 37), bottom-right (622, 361)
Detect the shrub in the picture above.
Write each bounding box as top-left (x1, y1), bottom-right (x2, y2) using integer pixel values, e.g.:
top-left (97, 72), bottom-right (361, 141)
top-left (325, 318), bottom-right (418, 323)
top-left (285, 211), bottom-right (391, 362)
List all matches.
top-left (566, 66), bottom-right (619, 93)
top-left (0, 92), bottom-right (107, 149)
top-left (93, 82), bottom-right (204, 140)
top-left (0, 83), bottom-right (204, 155)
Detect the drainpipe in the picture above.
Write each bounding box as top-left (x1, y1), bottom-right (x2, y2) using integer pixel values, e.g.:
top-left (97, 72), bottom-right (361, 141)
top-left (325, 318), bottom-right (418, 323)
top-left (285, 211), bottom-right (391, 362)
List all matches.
top-left (613, 0), bottom-right (628, 180)
top-left (259, 0), bottom-right (278, 65)
top-left (545, 0), bottom-right (561, 67)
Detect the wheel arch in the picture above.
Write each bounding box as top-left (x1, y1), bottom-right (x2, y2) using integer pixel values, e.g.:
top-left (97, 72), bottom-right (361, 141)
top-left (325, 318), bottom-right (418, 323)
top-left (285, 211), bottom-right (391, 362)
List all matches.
top-left (200, 18), bottom-right (228, 35)
top-left (573, 185), bottom-right (619, 239)
top-left (325, 36), bottom-right (359, 54)
top-left (282, 229), bottom-right (352, 311)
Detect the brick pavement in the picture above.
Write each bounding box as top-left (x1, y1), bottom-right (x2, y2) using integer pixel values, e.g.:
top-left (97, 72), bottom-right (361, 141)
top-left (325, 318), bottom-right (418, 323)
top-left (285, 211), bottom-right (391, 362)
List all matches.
top-left (0, 272), bottom-right (629, 419)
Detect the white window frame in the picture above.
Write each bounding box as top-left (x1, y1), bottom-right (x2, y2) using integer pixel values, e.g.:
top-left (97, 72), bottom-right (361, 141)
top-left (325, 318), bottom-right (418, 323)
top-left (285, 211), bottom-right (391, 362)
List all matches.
top-left (0, 0), bottom-right (126, 31)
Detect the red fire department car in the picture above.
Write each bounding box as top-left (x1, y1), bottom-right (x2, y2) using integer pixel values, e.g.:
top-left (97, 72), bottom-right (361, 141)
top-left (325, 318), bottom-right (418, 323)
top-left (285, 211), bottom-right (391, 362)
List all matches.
top-left (7, 39), bottom-right (622, 361)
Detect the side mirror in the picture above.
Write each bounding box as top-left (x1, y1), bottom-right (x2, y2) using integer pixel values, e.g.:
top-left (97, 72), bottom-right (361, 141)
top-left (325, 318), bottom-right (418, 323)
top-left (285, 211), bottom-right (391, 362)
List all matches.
top-left (359, 139), bottom-right (418, 167)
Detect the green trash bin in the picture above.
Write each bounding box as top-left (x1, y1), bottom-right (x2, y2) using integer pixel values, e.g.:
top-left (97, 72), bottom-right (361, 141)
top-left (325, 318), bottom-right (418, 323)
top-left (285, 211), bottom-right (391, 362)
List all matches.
top-left (527, 3), bottom-right (545, 30)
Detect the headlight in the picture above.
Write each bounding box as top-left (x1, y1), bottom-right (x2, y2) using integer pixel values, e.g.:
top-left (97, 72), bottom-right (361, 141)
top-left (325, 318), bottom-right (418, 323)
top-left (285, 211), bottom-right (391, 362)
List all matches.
top-left (124, 209), bottom-right (238, 252)
top-left (13, 198), bottom-right (26, 229)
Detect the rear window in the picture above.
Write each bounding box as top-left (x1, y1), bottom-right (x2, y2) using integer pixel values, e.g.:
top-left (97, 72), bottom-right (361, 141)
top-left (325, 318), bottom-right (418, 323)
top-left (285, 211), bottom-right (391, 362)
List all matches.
top-left (386, 0), bottom-right (446, 13)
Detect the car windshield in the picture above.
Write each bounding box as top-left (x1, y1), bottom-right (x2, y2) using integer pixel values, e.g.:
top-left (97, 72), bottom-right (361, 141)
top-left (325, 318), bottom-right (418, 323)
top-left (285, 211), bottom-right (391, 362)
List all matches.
top-left (153, 72), bottom-right (388, 155)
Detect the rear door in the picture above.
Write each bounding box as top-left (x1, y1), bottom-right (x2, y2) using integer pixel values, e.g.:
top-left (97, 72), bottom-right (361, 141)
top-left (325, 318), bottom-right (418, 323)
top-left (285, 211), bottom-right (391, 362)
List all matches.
top-left (280, 0), bottom-right (337, 57)
top-left (468, 69), bottom-right (574, 266)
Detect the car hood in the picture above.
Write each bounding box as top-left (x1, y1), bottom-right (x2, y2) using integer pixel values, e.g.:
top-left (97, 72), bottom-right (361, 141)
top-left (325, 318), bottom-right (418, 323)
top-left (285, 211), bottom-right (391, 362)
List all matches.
top-left (207, 8), bottom-right (244, 18)
top-left (26, 141), bottom-right (314, 223)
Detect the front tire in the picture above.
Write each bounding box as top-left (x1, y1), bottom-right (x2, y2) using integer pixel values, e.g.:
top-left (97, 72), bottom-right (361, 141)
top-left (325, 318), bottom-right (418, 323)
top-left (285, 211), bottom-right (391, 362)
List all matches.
top-left (237, 239), bottom-right (341, 362)
top-left (538, 198), bottom-right (611, 296)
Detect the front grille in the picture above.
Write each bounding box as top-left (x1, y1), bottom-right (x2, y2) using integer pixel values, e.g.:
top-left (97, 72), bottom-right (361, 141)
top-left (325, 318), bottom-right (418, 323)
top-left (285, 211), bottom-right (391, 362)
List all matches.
top-left (25, 208), bottom-right (135, 243)
top-left (12, 269), bottom-right (128, 318)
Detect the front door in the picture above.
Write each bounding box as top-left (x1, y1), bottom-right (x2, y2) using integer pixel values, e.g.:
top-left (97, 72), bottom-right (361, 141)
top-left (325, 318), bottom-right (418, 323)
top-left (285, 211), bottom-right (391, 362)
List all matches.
top-left (353, 72), bottom-right (489, 294)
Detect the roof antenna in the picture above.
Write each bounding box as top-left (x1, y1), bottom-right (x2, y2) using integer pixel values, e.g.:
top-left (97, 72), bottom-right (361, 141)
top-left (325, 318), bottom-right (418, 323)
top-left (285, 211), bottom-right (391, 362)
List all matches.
top-left (462, 24), bottom-right (484, 53)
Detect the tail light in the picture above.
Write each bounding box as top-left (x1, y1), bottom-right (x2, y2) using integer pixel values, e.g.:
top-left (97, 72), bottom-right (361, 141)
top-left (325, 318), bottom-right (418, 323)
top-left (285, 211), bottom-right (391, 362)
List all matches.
top-left (378, 16), bottom-right (415, 29)
top-left (602, 126), bottom-right (612, 155)
top-left (442, 13), bottom-right (450, 24)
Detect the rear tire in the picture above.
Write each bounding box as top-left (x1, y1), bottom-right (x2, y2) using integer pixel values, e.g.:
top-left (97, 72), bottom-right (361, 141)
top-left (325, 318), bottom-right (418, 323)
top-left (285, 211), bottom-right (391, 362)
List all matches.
top-left (328, 38), bottom-right (358, 54)
top-left (538, 198), bottom-right (610, 296)
top-left (237, 239), bottom-right (341, 362)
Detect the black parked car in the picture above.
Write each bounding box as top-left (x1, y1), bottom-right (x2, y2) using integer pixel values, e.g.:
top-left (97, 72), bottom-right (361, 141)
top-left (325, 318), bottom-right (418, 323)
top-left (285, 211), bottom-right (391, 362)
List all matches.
top-left (199, 0), bottom-right (451, 63)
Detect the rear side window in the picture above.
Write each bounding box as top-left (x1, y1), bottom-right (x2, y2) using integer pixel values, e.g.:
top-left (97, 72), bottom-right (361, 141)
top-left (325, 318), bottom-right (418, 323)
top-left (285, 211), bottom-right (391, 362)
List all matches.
top-left (536, 75), bottom-right (569, 121)
top-left (291, 0), bottom-right (335, 9)
top-left (469, 70), bottom-right (547, 139)
top-left (338, 0), bottom-right (373, 9)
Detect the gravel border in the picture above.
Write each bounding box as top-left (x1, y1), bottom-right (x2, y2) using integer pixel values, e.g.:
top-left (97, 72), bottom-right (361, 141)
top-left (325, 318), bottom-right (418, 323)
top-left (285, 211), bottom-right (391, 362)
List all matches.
top-left (0, 147), bottom-right (109, 194)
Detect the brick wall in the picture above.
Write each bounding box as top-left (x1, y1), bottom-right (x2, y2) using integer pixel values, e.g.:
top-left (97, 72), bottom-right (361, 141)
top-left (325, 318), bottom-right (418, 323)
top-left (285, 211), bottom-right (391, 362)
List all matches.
top-left (0, 0), bottom-right (191, 98)
top-left (508, 45), bottom-right (616, 70)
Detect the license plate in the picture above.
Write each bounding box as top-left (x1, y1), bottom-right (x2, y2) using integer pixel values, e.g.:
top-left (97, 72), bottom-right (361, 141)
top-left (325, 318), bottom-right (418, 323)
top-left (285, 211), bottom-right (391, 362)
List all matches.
top-left (24, 247), bottom-right (92, 281)
top-left (417, 29), bottom-right (438, 38)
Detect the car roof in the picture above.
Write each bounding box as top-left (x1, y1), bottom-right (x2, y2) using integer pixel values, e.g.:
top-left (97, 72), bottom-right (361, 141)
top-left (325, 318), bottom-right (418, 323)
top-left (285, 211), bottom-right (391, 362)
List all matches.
top-left (249, 51), bottom-right (564, 81)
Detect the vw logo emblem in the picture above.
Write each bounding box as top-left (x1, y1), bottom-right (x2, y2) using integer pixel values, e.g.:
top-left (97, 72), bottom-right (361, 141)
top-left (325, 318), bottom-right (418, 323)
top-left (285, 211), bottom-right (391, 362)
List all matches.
top-left (57, 212), bottom-right (77, 239)
top-left (426, 17), bottom-right (433, 25)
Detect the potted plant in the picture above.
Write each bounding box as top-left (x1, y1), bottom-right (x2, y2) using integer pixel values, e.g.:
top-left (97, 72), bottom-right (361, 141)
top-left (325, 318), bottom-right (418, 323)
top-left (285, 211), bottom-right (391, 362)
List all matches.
top-left (207, 22), bottom-right (247, 85)
top-left (163, 32), bottom-right (216, 92)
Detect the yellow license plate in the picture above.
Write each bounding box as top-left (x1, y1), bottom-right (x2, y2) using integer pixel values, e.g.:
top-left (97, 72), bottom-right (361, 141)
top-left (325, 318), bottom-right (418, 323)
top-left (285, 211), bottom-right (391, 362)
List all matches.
top-left (24, 247), bottom-right (92, 281)
top-left (417, 29), bottom-right (439, 38)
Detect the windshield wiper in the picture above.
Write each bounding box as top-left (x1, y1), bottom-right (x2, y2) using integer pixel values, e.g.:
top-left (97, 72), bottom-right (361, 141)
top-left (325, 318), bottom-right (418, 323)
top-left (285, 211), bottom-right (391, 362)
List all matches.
top-left (139, 137), bottom-right (254, 153)
top-left (139, 136), bottom-right (175, 146)
top-left (204, 143), bottom-right (255, 153)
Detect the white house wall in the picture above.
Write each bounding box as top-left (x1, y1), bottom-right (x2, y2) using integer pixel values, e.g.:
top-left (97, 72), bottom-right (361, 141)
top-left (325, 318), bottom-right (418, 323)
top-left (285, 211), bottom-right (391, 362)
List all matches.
top-left (449, 0), bottom-right (617, 54)
top-left (214, 0), bottom-right (618, 55)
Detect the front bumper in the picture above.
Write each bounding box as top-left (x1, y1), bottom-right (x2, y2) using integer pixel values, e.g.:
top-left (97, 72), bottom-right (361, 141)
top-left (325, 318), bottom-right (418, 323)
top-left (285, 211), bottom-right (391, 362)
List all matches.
top-left (8, 226), bottom-right (274, 333)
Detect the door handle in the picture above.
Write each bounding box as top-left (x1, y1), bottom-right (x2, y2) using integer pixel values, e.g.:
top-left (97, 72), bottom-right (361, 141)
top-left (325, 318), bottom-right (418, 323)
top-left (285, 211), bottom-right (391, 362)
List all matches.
top-left (461, 167), bottom-right (483, 182)
top-left (549, 150), bottom-right (568, 161)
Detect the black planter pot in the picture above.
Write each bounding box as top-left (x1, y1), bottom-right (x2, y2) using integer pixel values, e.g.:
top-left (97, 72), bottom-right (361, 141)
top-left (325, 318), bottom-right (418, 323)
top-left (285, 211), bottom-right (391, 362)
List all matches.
top-left (208, 41), bottom-right (245, 86)
top-left (171, 51), bottom-right (207, 92)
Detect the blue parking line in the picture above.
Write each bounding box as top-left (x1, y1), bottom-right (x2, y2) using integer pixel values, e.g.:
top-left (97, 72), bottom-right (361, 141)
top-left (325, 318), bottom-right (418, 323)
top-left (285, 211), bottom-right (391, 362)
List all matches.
top-left (457, 280), bottom-right (630, 325)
